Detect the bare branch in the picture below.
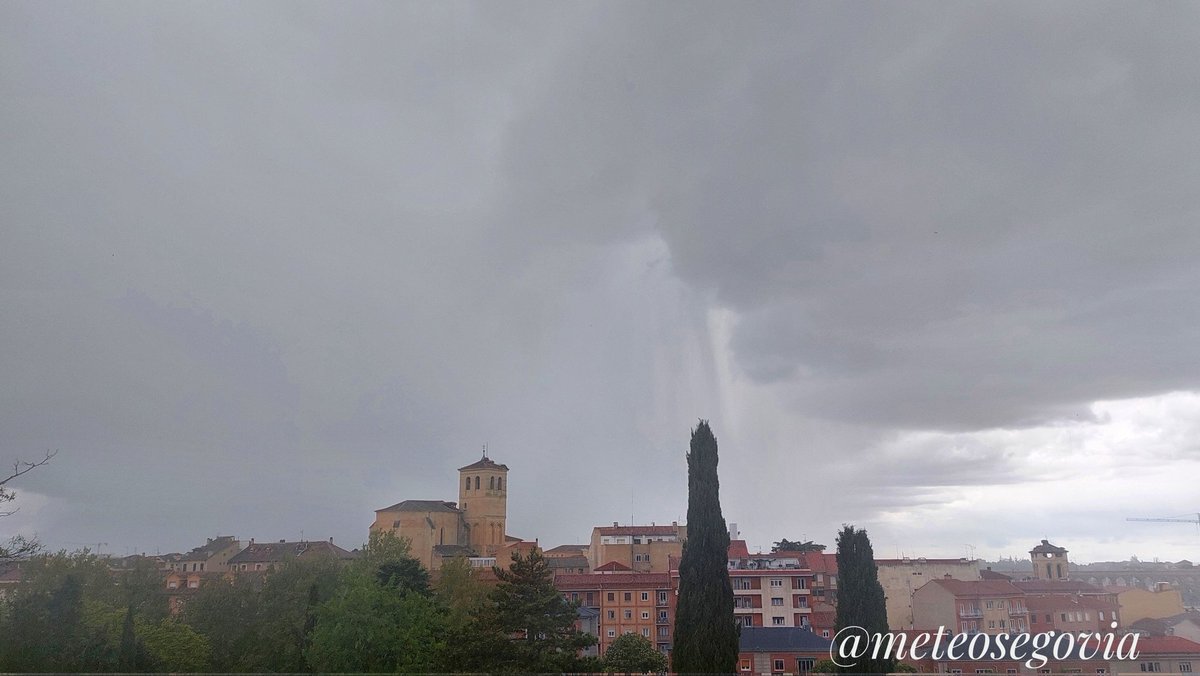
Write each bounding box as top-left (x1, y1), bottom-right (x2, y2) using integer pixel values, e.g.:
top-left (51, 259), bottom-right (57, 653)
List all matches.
top-left (1, 449), bottom-right (57, 487)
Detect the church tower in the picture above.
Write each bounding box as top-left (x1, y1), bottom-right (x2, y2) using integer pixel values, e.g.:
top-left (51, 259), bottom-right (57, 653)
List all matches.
top-left (458, 451), bottom-right (509, 556)
top-left (1030, 539), bottom-right (1070, 580)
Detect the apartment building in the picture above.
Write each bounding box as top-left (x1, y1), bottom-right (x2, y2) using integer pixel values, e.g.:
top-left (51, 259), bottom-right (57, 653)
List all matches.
top-left (588, 522), bottom-right (685, 573)
top-left (875, 556), bottom-right (980, 630)
top-left (911, 578), bottom-right (1029, 635)
top-left (556, 569), bottom-right (674, 656)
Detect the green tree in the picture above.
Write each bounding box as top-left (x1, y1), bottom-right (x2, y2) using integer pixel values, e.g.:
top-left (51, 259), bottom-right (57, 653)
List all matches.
top-left (812, 658), bottom-right (841, 673)
top-left (834, 525), bottom-right (893, 674)
top-left (603, 633), bottom-right (668, 673)
top-left (180, 574), bottom-right (263, 671)
top-left (139, 619), bottom-right (212, 672)
top-left (490, 549), bottom-right (596, 672)
top-left (307, 567), bottom-right (447, 673)
top-left (672, 420), bottom-right (739, 674)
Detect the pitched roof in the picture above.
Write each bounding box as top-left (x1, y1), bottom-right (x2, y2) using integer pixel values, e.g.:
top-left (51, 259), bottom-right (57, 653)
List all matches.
top-left (555, 572), bottom-right (671, 590)
top-left (728, 540), bottom-right (751, 559)
top-left (803, 552), bottom-right (839, 574)
top-left (594, 560), bottom-right (633, 572)
top-left (595, 524), bottom-right (681, 536)
top-left (740, 627), bottom-right (833, 653)
top-left (1012, 579), bottom-right (1102, 594)
top-left (228, 540), bottom-right (358, 564)
top-left (543, 544), bottom-right (589, 556)
top-left (458, 455), bottom-right (509, 472)
top-left (927, 578), bottom-right (1024, 597)
top-left (1030, 539), bottom-right (1068, 554)
top-left (1132, 636), bottom-right (1200, 655)
top-left (547, 555), bottom-right (590, 569)
top-left (180, 536), bottom-right (239, 562)
top-left (980, 568), bottom-right (1013, 580)
top-left (375, 499), bottom-right (461, 513)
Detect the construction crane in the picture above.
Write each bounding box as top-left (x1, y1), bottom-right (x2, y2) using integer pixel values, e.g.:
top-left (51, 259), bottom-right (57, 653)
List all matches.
top-left (1126, 514), bottom-right (1200, 537)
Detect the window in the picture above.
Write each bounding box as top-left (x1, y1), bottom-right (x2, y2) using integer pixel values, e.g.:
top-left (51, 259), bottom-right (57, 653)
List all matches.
top-left (474, 476), bottom-right (480, 489)
top-left (658, 611), bottom-right (668, 622)
top-left (986, 600), bottom-right (995, 609)
top-left (1061, 613), bottom-right (1068, 622)
top-left (587, 592), bottom-right (594, 605)
top-left (642, 628), bottom-right (650, 637)
top-left (1099, 612), bottom-right (1105, 621)
top-left (822, 630), bottom-right (830, 638)
top-left (608, 593), bottom-right (615, 602)
top-left (658, 591), bottom-right (668, 604)
top-left (773, 616), bottom-right (786, 625)
top-left (465, 478), bottom-right (470, 490)
top-left (1139, 664), bottom-right (1162, 673)
top-left (774, 659), bottom-right (785, 673)
top-left (740, 659), bottom-right (752, 672)
top-left (999, 620), bottom-right (1006, 628)
top-left (798, 596), bottom-right (808, 608)
top-left (772, 597), bottom-right (784, 606)
top-left (741, 616), bottom-right (753, 627)
top-left (1180, 665), bottom-right (1192, 674)
top-left (795, 578), bottom-right (807, 589)
top-left (624, 610), bottom-right (632, 620)
top-left (624, 592), bottom-right (632, 602)
top-left (770, 578), bottom-right (783, 588)
top-left (798, 658), bottom-right (815, 674)
top-left (1096, 670), bottom-right (1107, 675)
top-left (642, 592), bottom-right (650, 601)
top-left (607, 629), bottom-right (616, 638)
top-left (608, 610), bottom-right (615, 620)
top-left (989, 620), bottom-right (996, 629)
top-left (188, 579), bottom-right (198, 588)
top-left (641, 611), bottom-right (650, 620)
top-left (658, 625), bottom-right (669, 637)
top-left (167, 580), bottom-right (178, 589)
top-left (571, 592), bottom-right (579, 602)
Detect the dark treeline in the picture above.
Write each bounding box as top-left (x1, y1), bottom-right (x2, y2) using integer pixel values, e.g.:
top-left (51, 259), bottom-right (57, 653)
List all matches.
top-left (0, 533), bottom-right (674, 673)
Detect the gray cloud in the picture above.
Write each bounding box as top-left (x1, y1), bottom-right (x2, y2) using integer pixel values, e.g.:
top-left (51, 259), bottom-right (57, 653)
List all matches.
top-left (3, 1), bottom-right (1200, 559)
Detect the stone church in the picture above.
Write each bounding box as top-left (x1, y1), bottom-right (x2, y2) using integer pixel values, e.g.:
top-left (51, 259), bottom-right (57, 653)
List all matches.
top-left (371, 453), bottom-right (518, 570)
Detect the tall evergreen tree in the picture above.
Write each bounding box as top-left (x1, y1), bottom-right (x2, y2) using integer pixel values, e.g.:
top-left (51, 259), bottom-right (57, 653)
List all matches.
top-left (834, 525), bottom-right (894, 674)
top-left (489, 549), bottom-right (594, 673)
top-left (672, 420), bottom-right (739, 674)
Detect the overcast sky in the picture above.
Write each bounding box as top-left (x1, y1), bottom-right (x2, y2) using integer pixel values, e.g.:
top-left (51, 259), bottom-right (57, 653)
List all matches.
top-left (4, 2), bottom-right (1200, 563)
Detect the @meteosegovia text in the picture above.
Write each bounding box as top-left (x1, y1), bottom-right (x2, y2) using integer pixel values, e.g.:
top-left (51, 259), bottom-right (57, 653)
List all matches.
top-left (831, 623), bottom-right (1141, 670)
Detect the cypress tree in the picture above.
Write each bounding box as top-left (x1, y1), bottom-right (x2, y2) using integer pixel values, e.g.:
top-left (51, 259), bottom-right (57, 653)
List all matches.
top-left (834, 525), bottom-right (894, 674)
top-left (672, 420), bottom-right (739, 674)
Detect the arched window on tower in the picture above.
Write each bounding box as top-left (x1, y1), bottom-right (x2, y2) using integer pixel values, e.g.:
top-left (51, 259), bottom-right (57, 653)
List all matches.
top-left (474, 476), bottom-right (480, 490)
top-left (489, 476), bottom-right (495, 490)
top-left (497, 477), bottom-right (503, 491)
top-left (465, 477), bottom-right (471, 491)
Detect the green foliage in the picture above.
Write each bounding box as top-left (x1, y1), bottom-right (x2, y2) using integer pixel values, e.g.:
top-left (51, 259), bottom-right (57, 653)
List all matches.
top-left (179, 574), bottom-right (262, 671)
top-left (672, 420), bottom-right (739, 674)
top-left (834, 525), bottom-right (894, 674)
top-left (812, 658), bottom-right (842, 673)
top-left (603, 633), bottom-right (668, 673)
top-left (307, 567), bottom-right (447, 672)
top-left (138, 619), bottom-right (211, 672)
top-left (489, 549), bottom-right (597, 672)
top-left (893, 661), bottom-right (919, 672)
top-left (771, 539), bottom-right (827, 553)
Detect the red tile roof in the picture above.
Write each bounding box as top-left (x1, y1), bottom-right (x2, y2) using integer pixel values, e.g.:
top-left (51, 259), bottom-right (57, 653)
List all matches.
top-left (1013, 579), bottom-right (1104, 594)
top-left (803, 552), bottom-right (838, 574)
top-left (928, 579), bottom-right (1024, 597)
top-left (594, 561), bottom-right (633, 572)
top-left (1129, 636), bottom-right (1200, 654)
top-left (728, 540), bottom-right (751, 559)
top-left (555, 572), bottom-right (671, 590)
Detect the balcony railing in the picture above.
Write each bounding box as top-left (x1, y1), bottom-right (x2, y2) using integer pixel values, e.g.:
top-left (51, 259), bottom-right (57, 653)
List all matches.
top-left (959, 608), bottom-right (983, 618)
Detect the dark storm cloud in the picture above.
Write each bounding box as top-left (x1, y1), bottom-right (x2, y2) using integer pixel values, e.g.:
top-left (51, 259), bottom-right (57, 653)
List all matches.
top-left (4, 1), bottom-right (1200, 557)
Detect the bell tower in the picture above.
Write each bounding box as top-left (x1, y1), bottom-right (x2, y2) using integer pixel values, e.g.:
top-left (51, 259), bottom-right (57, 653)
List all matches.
top-left (1030, 539), bottom-right (1070, 580)
top-left (458, 449), bottom-right (509, 556)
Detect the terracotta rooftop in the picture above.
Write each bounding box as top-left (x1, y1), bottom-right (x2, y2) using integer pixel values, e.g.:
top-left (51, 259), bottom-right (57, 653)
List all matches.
top-left (803, 552), bottom-right (839, 574)
top-left (927, 578), bottom-right (1024, 597)
top-left (594, 560), bottom-right (633, 572)
top-left (728, 540), bottom-right (751, 559)
top-left (1012, 579), bottom-right (1103, 594)
top-left (555, 572), bottom-right (671, 590)
top-left (1129, 636), bottom-right (1200, 654)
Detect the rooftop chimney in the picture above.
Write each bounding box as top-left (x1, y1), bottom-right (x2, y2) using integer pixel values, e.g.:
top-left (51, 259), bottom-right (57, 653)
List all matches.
top-left (613, 521), bottom-right (619, 527)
